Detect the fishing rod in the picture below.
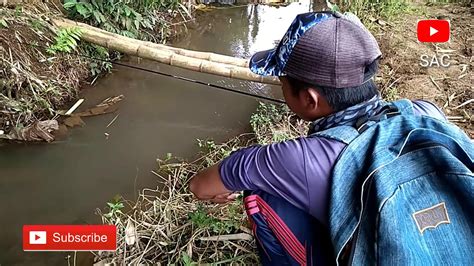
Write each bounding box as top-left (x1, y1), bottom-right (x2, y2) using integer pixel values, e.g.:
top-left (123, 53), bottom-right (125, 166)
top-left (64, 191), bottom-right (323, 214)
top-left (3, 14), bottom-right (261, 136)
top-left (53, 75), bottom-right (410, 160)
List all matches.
top-left (21, 42), bottom-right (286, 104)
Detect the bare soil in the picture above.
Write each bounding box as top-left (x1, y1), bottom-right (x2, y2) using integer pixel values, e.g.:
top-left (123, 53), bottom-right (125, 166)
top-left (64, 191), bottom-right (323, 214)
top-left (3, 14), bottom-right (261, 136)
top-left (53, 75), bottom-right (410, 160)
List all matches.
top-left (375, 1), bottom-right (473, 137)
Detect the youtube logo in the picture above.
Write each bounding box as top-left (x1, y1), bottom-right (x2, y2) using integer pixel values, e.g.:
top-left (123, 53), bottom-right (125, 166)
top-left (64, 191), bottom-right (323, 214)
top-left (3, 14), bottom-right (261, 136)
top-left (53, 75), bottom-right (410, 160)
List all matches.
top-left (29, 231), bottom-right (47, 245)
top-left (417, 20), bottom-right (450, 43)
top-left (24, 225), bottom-right (116, 251)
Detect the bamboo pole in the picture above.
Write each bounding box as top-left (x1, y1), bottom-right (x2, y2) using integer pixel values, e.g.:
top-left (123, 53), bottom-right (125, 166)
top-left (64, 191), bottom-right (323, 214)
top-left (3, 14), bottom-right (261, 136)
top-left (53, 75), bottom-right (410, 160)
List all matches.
top-left (52, 18), bottom-right (280, 85)
top-left (54, 18), bottom-right (249, 67)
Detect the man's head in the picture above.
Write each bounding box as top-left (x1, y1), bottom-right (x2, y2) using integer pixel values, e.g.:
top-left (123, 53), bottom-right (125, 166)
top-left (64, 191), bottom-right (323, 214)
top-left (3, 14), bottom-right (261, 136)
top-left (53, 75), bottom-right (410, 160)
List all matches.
top-left (249, 12), bottom-right (382, 121)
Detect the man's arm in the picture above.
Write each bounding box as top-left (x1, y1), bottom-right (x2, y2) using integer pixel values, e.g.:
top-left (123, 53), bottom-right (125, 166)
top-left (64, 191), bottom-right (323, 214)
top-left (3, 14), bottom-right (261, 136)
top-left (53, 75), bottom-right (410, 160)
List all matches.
top-left (188, 137), bottom-right (346, 222)
top-left (189, 164), bottom-right (233, 202)
top-left (189, 140), bottom-right (312, 211)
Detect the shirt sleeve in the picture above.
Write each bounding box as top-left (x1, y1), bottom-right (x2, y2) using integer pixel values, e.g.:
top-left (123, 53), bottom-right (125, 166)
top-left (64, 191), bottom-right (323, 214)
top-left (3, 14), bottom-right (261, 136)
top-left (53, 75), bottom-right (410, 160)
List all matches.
top-left (218, 137), bottom-right (345, 219)
top-left (412, 100), bottom-right (446, 121)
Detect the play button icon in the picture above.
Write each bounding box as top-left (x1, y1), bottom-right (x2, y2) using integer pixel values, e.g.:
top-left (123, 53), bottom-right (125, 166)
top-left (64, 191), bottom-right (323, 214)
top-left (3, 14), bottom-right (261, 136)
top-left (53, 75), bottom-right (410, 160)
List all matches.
top-left (29, 231), bottom-right (47, 244)
top-left (417, 20), bottom-right (450, 43)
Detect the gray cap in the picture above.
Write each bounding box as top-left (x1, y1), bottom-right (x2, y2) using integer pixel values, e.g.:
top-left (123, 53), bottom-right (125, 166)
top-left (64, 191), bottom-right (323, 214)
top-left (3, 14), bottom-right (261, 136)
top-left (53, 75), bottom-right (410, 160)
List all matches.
top-left (249, 12), bottom-right (382, 88)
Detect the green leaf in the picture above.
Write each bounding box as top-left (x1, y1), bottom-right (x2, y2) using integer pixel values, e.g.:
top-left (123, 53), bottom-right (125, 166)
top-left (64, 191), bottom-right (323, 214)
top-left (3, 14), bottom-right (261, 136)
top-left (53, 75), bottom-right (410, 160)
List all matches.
top-left (328, 2), bottom-right (340, 12)
top-left (91, 0), bottom-right (99, 9)
top-left (99, 13), bottom-right (107, 24)
top-left (66, 38), bottom-right (77, 49)
top-left (124, 6), bottom-right (131, 17)
top-left (46, 47), bottom-right (56, 54)
top-left (84, 2), bottom-right (93, 11)
top-left (125, 19), bottom-right (132, 31)
top-left (181, 252), bottom-right (193, 266)
top-left (132, 10), bottom-right (141, 18)
top-left (0, 19), bottom-right (8, 28)
top-left (70, 32), bottom-right (81, 40)
top-left (93, 10), bottom-right (103, 23)
top-left (75, 3), bottom-right (91, 18)
top-left (63, 1), bottom-right (77, 10)
top-left (142, 19), bottom-right (153, 29)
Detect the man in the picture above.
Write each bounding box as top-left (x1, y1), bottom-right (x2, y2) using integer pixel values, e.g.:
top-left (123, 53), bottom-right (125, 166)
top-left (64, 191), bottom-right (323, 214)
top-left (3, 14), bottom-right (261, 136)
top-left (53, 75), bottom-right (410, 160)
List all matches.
top-left (189, 11), bottom-right (447, 265)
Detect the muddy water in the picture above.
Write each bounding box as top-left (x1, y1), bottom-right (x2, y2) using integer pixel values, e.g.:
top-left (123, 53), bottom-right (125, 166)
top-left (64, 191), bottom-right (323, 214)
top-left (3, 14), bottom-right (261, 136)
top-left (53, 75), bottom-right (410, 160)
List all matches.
top-left (0, 1), bottom-right (314, 264)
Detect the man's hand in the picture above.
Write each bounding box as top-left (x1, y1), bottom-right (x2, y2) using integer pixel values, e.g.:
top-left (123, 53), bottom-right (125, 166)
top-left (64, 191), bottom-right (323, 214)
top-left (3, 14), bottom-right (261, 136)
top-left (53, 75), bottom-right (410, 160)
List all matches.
top-left (209, 192), bottom-right (240, 204)
top-left (189, 164), bottom-right (234, 202)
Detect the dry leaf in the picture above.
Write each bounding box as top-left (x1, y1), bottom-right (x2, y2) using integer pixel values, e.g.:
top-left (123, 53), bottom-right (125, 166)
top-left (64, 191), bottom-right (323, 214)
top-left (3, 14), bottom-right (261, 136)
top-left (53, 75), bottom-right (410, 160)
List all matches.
top-left (75, 95), bottom-right (124, 117)
top-left (125, 219), bottom-right (137, 246)
top-left (1, 120), bottom-right (59, 142)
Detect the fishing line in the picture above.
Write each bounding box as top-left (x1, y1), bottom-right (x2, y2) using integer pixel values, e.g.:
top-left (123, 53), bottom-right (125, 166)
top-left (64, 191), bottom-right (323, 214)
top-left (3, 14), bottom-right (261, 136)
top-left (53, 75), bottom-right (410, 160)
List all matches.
top-left (21, 42), bottom-right (286, 104)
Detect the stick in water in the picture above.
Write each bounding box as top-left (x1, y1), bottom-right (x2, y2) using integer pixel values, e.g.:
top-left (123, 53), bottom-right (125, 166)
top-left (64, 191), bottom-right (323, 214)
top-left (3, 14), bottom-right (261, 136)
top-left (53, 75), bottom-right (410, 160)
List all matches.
top-left (65, 99), bottom-right (85, 115)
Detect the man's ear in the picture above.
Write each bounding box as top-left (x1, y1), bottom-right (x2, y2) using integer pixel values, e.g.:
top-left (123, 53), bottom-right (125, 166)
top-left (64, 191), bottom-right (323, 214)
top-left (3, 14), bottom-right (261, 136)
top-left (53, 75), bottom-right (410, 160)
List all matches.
top-left (301, 87), bottom-right (320, 111)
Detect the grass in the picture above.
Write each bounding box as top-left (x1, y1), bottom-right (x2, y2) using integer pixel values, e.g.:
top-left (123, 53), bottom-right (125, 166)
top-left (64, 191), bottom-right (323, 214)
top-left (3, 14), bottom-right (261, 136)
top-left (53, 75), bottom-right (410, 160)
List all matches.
top-left (250, 102), bottom-right (307, 144)
top-left (334, 0), bottom-right (411, 20)
top-left (93, 103), bottom-right (304, 264)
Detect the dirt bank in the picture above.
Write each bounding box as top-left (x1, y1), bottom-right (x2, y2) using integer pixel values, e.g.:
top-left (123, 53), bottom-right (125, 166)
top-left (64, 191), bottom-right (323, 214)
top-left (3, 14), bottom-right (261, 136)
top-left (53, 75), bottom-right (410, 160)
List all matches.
top-left (375, 1), bottom-right (473, 136)
top-left (0, 1), bottom-right (191, 141)
top-left (0, 2), bottom-right (90, 138)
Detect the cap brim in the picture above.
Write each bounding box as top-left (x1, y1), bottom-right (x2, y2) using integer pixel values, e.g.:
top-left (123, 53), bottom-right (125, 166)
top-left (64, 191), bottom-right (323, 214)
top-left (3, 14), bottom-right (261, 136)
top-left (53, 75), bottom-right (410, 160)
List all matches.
top-left (249, 48), bottom-right (286, 77)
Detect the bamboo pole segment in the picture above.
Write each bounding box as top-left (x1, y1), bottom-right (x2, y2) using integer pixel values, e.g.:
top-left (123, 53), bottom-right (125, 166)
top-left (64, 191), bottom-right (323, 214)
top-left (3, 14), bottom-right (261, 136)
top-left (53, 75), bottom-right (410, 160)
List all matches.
top-left (52, 18), bottom-right (253, 69)
top-left (52, 18), bottom-right (280, 85)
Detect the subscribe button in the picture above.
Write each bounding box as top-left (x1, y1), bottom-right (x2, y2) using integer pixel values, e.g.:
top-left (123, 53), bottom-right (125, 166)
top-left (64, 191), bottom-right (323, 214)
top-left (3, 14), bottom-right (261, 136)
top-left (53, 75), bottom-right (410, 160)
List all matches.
top-left (23, 225), bottom-right (116, 251)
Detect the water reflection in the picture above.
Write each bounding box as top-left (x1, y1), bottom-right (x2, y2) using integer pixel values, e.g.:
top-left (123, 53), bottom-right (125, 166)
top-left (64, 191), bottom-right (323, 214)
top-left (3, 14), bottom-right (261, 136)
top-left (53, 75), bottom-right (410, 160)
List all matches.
top-left (174, 0), bottom-right (319, 96)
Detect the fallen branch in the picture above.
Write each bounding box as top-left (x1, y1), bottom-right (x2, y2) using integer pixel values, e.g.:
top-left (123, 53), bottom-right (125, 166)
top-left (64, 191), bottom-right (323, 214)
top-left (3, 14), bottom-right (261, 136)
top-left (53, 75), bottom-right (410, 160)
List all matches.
top-left (199, 233), bottom-right (253, 242)
top-left (453, 99), bottom-right (474, 110)
top-left (65, 98), bottom-right (84, 115)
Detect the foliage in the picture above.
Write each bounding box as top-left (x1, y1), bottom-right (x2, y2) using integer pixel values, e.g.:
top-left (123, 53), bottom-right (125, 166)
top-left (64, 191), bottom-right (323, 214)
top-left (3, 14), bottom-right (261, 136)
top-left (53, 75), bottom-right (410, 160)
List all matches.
top-left (331, 0), bottom-right (410, 21)
top-left (189, 204), bottom-right (241, 234)
top-left (382, 86), bottom-right (399, 102)
top-left (14, 5), bottom-right (23, 17)
top-left (81, 43), bottom-right (116, 76)
top-left (250, 103), bottom-right (285, 133)
top-left (47, 27), bottom-right (82, 54)
top-left (95, 147), bottom-right (258, 264)
top-left (63, 0), bottom-right (184, 41)
top-left (94, 101), bottom-right (304, 264)
top-left (104, 200), bottom-right (125, 220)
top-left (0, 6), bottom-right (91, 133)
top-left (181, 252), bottom-right (197, 266)
top-left (250, 102), bottom-right (305, 144)
top-left (29, 19), bottom-right (44, 31)
top-left (0, 19), bottom-right (8, 28)
top-left (197, 138), bottom-right (242, 166)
